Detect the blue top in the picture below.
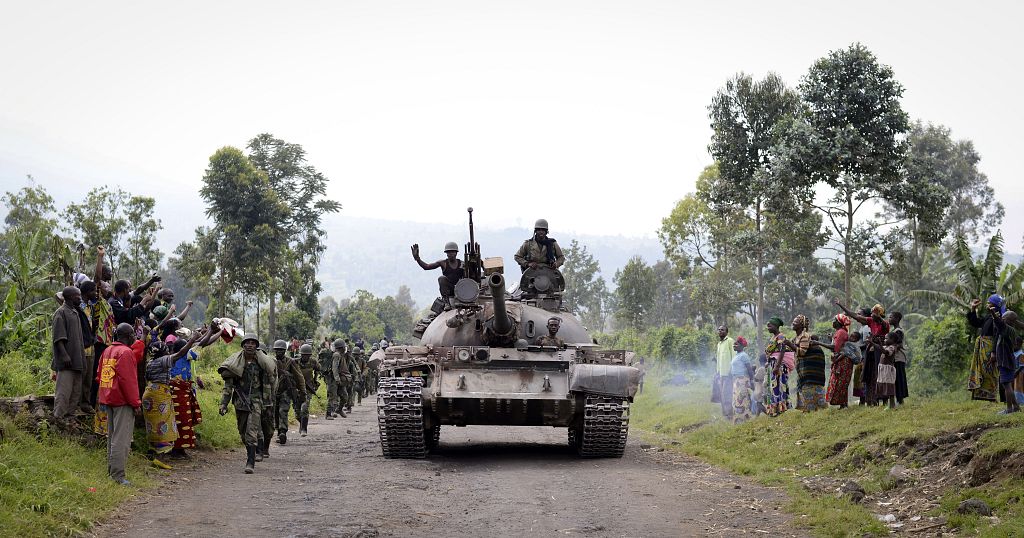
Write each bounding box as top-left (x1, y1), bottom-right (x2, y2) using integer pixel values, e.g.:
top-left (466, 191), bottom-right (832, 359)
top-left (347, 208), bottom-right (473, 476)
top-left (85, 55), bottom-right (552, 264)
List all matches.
top-left (169, 349), bottom-right (198, 381)
top-left (730, 350), bottom-right (752, 377)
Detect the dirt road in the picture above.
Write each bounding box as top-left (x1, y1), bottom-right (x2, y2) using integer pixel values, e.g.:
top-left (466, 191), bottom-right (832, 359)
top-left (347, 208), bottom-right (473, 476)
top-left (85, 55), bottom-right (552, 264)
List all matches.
top-left (96, 401), bottom-right (802, 537)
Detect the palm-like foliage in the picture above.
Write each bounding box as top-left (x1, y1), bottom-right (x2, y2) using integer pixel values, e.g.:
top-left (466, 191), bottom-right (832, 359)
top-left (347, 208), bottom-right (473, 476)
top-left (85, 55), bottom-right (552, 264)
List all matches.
top-left (0, 229), bottom-right (74, 353)
top-left (910, 232), bottom-right (1024, 312)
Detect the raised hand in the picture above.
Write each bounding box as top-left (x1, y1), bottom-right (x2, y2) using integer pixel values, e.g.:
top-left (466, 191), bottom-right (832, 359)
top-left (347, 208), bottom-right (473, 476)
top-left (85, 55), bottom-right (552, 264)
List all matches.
top-left (411, 244), bottom-right (420, 259)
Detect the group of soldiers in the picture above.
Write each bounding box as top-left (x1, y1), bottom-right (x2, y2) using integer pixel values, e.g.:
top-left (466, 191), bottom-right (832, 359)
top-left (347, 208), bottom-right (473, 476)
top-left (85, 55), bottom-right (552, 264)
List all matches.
top-left (218, 332), bottom-right (383, 473)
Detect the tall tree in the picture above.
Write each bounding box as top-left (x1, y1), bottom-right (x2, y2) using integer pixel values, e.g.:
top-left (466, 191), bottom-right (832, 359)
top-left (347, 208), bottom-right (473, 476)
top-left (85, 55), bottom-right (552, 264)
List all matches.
top-left (793, 43), bottom-right (911, 305)
top-left (561, 240), bottom-right (610, 331)
top-left (246, 134), bottom-right (341, 337)
top-left (649, 260), bottom-right (688, 327)
top-left (121, 195), bottom-right (163, 286)
top-left (63, 187), bottom-right (128, 274)
top-left (1, 181), bottom-right (58, 264)
top-left (612, 256), bottom-right (656, 331)
top-left (707, 72), bottom-right (812, 347)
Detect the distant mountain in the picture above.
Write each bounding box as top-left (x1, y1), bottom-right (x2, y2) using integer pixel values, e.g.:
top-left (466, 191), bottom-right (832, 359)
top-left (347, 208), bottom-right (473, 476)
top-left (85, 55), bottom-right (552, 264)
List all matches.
top-left (317, 215), bottom-right (663, 309)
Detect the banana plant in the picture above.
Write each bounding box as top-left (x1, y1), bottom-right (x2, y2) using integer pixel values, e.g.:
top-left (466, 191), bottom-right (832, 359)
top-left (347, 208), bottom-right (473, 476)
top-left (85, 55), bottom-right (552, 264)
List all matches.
top-left (909, 232), bottom-right (1024, 313)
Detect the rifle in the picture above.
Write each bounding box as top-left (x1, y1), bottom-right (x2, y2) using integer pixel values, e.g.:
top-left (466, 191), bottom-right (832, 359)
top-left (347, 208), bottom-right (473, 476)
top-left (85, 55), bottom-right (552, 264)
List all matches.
top-left (464, 207), bottom-right (482, 282)
top-left (232, 386), bottom-right (254, 411)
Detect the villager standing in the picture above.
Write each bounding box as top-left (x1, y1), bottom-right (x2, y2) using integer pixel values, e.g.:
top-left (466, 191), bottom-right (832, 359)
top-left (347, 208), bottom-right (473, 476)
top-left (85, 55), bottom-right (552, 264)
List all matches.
top-left (967, 296), bottom-right (1020, 412)
top-left (789, 315), bottom-right (828, 413)
top-left (888, 311), bottom-right (910, 405)
top-left (97, 323), bottom-right (142, 485)
top-left (824, 315), bottom-right (857, 408)
top-left (714, 325), bottom-right (735, 419)
top-left (218, 333), bottom-right (276, 474)
top-left (730, 337), bottom-right (754, 424)
top-left (763, 317), bottom-right (793, 417)
top-left (142, 329), bottom-right (205, 468)
top-left (52, 286), bottom-right (89, 423)
top-left (835, 300), bottom-right (889, 406)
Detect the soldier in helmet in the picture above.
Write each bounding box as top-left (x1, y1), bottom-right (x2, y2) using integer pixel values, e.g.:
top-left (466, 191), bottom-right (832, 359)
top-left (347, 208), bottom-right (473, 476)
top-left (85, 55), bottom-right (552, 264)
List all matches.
top-left (346, 346), bottom-right (363, 409)
top-left (411, 241), bottom-right (465, 299)
top-left (218, 332), bottom-right (275, 474)
top-left (534, 317), bottom-right (567, 348)
top-left (295, 343), bottom-right (320, 436)
top-left (514, 219), bottom-right (565, 271)
top-left (329, 339), bottom-right (351, 418)
top-left (272, 339), bottom-right (307, 445)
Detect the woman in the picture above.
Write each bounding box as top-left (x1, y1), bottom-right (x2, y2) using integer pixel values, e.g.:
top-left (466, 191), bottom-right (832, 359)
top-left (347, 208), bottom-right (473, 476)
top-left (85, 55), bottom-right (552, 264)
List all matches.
top-left (167, 324), bottom-right (223, 457)
top-left (888, 311), bottom-right (910, 405)
top-left (730, 337), bottom-right (754, 424)
top-left (142, 329), bottom-right (204, 468)
top-left (836, 300), bottom-right (889, 405)
top-left (825, 314), bottom-right (854, 408)
top-left (967, 295), bottom-right (1019, 412)
top-left (789, 315), bottom-right (828, 412)
top-left (763, 317), bottom-right (794, 417)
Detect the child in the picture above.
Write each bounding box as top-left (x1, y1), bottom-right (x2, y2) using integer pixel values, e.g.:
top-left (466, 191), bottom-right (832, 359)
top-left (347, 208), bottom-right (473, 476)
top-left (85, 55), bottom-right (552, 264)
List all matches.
top-left (751, 353), bottom-right (767, 416)
top-left (876, 332), bottom-right (899, 409)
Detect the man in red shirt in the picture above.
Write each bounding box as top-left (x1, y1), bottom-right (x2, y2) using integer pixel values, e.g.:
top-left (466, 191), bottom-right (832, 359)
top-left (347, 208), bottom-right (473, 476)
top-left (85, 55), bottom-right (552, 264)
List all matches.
top-left (98, 323), bottom-right (142, 485)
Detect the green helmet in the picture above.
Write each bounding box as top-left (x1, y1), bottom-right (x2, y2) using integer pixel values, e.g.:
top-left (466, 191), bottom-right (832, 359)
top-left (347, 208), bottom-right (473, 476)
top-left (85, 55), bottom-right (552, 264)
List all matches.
top-left (273, 339), bottom-right (287, 350)
top-left (534, 218), bottom-right (548, 230)
top-left (332, 338), bottom-right (346, 350)
top-left (299, 343), bottom-right (313, 355)
top-left (444, 241), bottom-right (458, 252)
top-left (241, 332), bottom-right (259, 346)
top-left (354, 347), bottom-right (363, 355)
top-left (371, 343), bottom-right (380, 351)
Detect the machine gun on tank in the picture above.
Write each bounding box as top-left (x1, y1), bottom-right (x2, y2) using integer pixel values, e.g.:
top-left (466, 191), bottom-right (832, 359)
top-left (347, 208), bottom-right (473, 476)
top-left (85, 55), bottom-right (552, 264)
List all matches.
top-left (463, 207), bottom-right (482, 283)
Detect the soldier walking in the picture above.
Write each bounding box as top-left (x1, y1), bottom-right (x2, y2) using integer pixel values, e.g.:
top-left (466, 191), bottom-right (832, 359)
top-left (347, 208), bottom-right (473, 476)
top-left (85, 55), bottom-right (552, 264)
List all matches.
top-left (296, 343), bottom-right (320, 436)
top-left (218, 333), bottom-right (275, 474)
top-left (345, 346), bottom-right (361, 411)
top-left (329, 339), bottom-right (351, 418)
top-left (272, 339), bottom-right (307, 445)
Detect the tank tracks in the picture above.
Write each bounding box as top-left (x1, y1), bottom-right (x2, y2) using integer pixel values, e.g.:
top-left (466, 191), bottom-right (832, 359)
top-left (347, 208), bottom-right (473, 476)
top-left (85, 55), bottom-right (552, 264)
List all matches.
top-left (571, 395), bottom-right (630, 458)
top-left (377, 377), bottom-right (429, 458)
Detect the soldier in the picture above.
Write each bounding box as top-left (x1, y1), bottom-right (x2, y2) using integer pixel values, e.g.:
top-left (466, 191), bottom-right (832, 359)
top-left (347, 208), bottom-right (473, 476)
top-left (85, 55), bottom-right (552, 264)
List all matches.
top-left (272, 339), bottom-right (307, 445)
top-left (356, 347), bottom-right (370, 399)
top-left (218, 333), bottom-right (275, 474)
top-left (412, 241), bottom-right (464, 299)
top-left (295, 343), bottom-right (320, 436)
top-left (534, 317), bottom-right (566, 348)
top-left (514, 219), bottom-right (565, 271)
top-left (330, 339), bottom-right (352, 418)
top-left (345, 346), bottom-right (362, 410)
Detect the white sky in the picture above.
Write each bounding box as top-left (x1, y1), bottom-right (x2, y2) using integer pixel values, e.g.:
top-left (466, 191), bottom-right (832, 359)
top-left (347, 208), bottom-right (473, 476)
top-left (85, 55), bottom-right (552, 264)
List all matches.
top-left (2, 1), bottom-right (1022, 255)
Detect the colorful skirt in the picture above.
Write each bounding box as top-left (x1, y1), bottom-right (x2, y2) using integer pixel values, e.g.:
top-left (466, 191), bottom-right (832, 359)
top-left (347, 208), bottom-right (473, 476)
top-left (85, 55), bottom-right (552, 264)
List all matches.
top-left (969, 336), bottom-right (998, 401)
top-left (142, 381), bottom-right (178, 454)
top-left (826, 356), bottom-right (853, 406)
top-left (764, 361), bottom-right (789, 417)
top-left (171, 379), bottom-right (202, 450)
top-left (798, 384), bottom-right (827, 412)
top-left (732, 376), bottom-right (752, 424)
top-left (876, 361), bottom-right (897, 398)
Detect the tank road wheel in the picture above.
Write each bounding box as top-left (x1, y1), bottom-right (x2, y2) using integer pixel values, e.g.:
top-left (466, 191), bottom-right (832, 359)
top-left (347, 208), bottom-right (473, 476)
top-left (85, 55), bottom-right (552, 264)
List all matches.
top-left (426, 424), bottom-right (441, 450)
top-left (377, 377), bottom-right (428, 458)
top-left (577, 395), bottom-right (630, 458)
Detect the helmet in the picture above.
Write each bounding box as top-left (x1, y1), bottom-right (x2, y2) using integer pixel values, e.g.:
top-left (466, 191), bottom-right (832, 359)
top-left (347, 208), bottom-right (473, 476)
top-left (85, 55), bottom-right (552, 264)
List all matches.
top-left (371, 343), bottom-right (380, 351)
top-left (332, 338), bottom-right (345, 350)
top-left (299, 343), bottom-right (313, 355)
top-left (241, 332), bottom-right (259, 346)
top-left (354, 347), bottom-right (363, 355)
top-left (273, 339), bottom-right (287, 350)
top-left (534, 218), bottom-right (548, 230)
top-left (444, 241), bottom-right (458, 252)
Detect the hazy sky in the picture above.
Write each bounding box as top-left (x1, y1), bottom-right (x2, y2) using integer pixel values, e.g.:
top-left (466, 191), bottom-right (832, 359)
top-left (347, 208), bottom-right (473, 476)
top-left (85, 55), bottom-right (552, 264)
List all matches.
top-left (2, 1), bottom-right (1022, 256)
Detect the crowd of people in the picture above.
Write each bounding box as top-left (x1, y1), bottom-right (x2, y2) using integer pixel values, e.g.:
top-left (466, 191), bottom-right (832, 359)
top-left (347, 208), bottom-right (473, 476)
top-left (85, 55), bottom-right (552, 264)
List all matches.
top-left (711, 295), bottom-right (1024, 424)
top-left (50, 246), bottom-right (385, 484)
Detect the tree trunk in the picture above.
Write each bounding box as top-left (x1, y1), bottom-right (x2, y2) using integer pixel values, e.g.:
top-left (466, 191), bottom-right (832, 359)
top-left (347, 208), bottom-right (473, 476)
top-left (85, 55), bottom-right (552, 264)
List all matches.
top-left (844, 191), bottom-right (853, 307)
top-left (268, 286), bottom-right (276, 343)
top-left (257, 299), bottom-right (262, 342)
top-left (755, 200), bottom-right (765, 352)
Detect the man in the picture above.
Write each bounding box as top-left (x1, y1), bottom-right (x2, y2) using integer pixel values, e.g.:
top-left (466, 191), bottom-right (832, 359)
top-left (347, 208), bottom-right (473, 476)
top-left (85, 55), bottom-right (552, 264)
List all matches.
top-left (319, 339), bottom-right (342, 419)
top-left (295, 343), bottom-right (320, 436)
top-left (77, 280), bottom-right (103, 414)
top-left (331, 339), bottom-right (353, 417)
top-left (52, 286), bottom-right (89, 422)
top-left (97, 323), bottom-right (142, 485)
top-left (344, 346), bottom-right (361, 412)
top-left (218, 333), bottom-right (276, 474)
top-left (715, 325), bottom-right (735, 418)
top-left (535, 317), bottom-right (566, 348)
top-left (514, 219), bottom-right (565, 271)
top-left (412, 242), bottom-right (464, 299)
top-left (108, 278), bottom-right (156, 326)
top-left (272, 339), bottom-right (307, 445)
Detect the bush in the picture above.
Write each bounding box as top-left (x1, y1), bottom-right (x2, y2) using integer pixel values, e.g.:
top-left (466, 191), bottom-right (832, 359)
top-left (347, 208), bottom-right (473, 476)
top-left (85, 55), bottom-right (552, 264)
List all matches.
top-left (596, 325), bottom-right (718, 367)
top-left (907, 312), bottom-right (972, 397)
top-left (0, 349), bottom-right (54, 398)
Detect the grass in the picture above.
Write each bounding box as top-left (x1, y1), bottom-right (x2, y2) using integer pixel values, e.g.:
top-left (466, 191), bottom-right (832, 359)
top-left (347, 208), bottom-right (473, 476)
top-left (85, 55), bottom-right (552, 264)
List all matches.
top-left (631, 369), bottom-right (1024, 537)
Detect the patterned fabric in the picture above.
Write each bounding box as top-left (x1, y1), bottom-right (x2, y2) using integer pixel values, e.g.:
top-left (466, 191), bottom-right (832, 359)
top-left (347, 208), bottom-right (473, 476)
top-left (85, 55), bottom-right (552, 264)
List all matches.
top-left (764, 332), bottom-right (791, 416)
top-left (797, 344), bottom-right (827, 390)
top-left (798, 384), bottom-right (827, 412)
top-left (86, 298), bottom-right (116, 346)
top-left (142, 381), bottom-right (178, 453)
top-left (826, 356), bottom-right (853, 406)
top-left (969, 336), bottom-right (998, 401)
top-left (732, 375), bottom-right (753, 424)
top-left (171, 378), bottom-right (202, 449)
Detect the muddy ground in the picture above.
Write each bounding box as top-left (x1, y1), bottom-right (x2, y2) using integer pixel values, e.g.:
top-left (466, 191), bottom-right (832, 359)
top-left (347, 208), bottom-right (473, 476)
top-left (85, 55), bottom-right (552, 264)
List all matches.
top-left (94, 401), bottom-right (803, 537)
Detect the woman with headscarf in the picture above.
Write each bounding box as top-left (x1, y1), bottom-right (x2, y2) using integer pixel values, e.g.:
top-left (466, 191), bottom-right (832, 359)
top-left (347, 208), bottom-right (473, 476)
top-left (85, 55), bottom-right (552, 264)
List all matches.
top-left (835, 300), bottom-right (889, 405)
top-left (141, 329), bottom-right (205, 468)
top-left (729, 336), bottom-right (754, 423)
top-left (787, 315), bottom-right (828, 412)
top-left (167, 323), bottom-right (223, 457)
top-left (825, 314), bottom-right (855, 408)
top-left (763, 317), bottom-right (794, 416)
top-left (967, 295), bottom-right (1019, 412)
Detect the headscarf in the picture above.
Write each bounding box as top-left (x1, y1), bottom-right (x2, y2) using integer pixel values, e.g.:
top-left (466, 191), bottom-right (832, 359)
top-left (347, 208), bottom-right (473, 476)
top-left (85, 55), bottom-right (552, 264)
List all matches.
top-left (151, 305), bottom-right (170, 322)
top-left (988, 294), bottom-right (1007, 315)
top-left (835, 314), bottom-right (852, 328)
top-left (735, 336), bottom-right (748, 348)
top-left (794, 315), bottom-right (809, 330)
top-left (871, 304), bottom-right (885, 317)
top-left (768, 316), bottom-right (785, 328)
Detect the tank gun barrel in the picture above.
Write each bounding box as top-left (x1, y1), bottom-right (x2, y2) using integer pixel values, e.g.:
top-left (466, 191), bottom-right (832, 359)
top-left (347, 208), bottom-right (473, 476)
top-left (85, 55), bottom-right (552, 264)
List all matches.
top-left (488, 273), bottom-right (513, 335)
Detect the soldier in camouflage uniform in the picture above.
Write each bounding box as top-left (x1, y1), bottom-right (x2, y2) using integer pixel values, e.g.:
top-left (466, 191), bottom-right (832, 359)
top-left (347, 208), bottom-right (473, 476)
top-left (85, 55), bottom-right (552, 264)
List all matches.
top-left (218, 333), bottom-right (275, 474)
top-left (272, 339), bottom-right (307, 445)
top-left (534, 317), bottom-right (566, 348)
top-left (295, 343), bottom-right (320, 436)
top-left (331, 339), bottom-right (353, 417)
top-left (514, 218), bottom-right (565, 271)
top-left (318, 340), bottom-right (338, 418)
top-left (346, 346), bottom-right (363, 410)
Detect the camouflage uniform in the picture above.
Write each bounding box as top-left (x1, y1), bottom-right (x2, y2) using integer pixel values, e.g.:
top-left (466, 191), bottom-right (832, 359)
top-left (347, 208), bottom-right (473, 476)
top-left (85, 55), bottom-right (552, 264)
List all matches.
top-left (220, 357), bottom-right (274, 459)
top-left (535, 335), bottom-right (566, 347)
top-left (513, 237), bottom-right (565, 270)
top-left (274, 353), bottom-right (307, 444)
top-left (318, 344), bottom-right (339, 417)
top-left (257, 359), bottom-right (278, 459)
top-left (346, 349), bottom-right (362, 408)
top-left (295, 353), bottom-right (320, 428)
top-left (332, 348), bottom-right (354, 414)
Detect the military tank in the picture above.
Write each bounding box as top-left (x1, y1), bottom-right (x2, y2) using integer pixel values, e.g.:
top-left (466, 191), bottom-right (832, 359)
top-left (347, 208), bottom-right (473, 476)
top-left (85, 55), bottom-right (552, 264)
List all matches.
top-left (375, 209), bottom-right (640, 459)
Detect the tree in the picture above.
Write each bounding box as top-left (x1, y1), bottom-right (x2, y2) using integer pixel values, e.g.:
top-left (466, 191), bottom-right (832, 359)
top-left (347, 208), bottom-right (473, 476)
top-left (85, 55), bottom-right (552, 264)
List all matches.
top-left (707, 72), bottom-right (816, 347)
top-left (395, 285), bottom-right (416, 311)
top-left (1, 180), bottom-right (58, 263)
top-left (911, 232), bottom-right (1024, 313)
top-left (277, 307), bottom-right (318, 340)
top-left (246, 134), bottom-right (341, 335)
top-left (319, 295), bottom-right (339, 323)
top-left (63, 187), bottom-right (128, 274)
top-left (793, 43), bottom-right (911, 305)
top-left (648, 260), bottom-right (688, 327)
top-left (561, 240), bottom-right (610, 331)
top-left (612, 256), bottom-right (656, 331)
top-left (120, 195), bottom-right (163, 286)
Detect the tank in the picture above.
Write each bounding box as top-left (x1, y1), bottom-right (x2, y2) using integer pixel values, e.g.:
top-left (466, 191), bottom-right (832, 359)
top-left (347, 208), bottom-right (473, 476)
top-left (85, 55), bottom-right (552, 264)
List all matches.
top-left (376, 208), bottom-right (640, 458)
